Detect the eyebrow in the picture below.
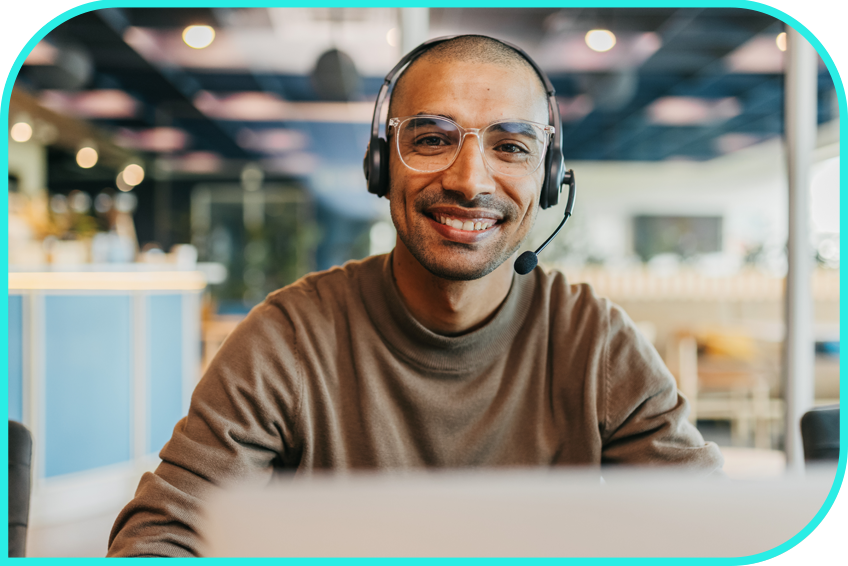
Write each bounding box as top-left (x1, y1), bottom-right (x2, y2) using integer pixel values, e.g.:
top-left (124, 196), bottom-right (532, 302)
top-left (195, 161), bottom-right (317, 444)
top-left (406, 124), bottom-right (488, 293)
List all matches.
top-left (409, 113), bottom-right (540, 136)
top-left (415, 112), bottom-right (458, 122)
top-left (406, 116), bottom-right (447, 129)
top-left (488, 122), bottom-right (538, 137)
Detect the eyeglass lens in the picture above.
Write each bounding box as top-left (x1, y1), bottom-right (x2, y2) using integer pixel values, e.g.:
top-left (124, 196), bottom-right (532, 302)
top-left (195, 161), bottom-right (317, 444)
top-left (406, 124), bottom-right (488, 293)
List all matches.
top-left (396, 117), bottom-right (547, 177)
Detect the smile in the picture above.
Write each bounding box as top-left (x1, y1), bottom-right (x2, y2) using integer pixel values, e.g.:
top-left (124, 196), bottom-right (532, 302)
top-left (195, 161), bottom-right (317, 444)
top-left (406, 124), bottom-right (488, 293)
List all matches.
top-left (435, 215), bottom-right (494, 232)
top-left (425, 212), bottom-right (502, 245)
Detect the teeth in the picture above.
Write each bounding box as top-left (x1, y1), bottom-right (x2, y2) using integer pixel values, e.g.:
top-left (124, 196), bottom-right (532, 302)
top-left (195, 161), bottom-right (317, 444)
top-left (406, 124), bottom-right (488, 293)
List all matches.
top-left (437, 215), bottom-right (494, 231)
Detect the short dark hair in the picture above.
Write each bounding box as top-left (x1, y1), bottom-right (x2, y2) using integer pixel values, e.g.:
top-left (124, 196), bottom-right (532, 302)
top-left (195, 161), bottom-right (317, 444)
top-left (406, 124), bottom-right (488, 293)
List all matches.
top-left (387, 35), bottom-right (546, 121)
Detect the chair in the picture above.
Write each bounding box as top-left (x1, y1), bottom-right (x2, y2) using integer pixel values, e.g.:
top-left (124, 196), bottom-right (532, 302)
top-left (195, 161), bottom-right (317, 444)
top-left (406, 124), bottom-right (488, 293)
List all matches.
top-left (800, 405), bottom-right (840, 462)
top-left (8, 420), bottom-right (33, 558)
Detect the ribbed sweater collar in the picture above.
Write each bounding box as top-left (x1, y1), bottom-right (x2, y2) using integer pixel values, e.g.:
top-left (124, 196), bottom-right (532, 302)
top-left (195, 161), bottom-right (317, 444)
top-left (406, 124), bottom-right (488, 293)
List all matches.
top-left (358, 253), bottom-right (536, 375)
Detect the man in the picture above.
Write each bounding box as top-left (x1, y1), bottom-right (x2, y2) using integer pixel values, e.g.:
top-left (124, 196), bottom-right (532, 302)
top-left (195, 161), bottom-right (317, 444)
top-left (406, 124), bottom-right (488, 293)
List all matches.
top-left (108, 35), bottom-right (722, 557)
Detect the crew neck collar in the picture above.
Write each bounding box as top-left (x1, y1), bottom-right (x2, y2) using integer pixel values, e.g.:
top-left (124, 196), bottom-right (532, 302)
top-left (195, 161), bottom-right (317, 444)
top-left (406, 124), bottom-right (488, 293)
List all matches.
top-left (358, 252), bottom-right (536, 375)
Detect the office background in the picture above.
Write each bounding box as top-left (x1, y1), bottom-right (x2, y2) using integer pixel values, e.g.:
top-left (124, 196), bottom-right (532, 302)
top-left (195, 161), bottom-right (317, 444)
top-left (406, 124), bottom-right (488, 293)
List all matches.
top-left (5, 7), bottom-right (840, 556)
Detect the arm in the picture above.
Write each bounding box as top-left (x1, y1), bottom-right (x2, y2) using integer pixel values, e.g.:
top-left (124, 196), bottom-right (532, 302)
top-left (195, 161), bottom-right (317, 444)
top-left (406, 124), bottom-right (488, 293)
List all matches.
top-left (599, 304), bottom-right (723, 473)
top-left (107, 302), bottom-right (303, 557)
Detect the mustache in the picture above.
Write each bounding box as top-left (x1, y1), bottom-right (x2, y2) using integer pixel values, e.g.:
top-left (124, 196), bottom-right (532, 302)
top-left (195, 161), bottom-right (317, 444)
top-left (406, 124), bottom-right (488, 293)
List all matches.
top-left (414, 191), bottom-right (517, 219)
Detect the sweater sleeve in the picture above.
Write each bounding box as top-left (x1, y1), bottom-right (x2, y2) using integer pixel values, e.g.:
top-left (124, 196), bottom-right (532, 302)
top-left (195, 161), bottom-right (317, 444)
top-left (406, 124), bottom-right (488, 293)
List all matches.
top-left (107, 301), bottom-right (303, 557)
top-left (599, 302), bottom-right (724, 472)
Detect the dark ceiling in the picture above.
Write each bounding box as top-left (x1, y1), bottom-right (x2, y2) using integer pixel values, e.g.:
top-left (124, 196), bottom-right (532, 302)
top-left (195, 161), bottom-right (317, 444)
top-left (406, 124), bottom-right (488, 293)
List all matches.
top-left (17, 7), bottom-right (840, 171)
top-left (16, 8), bottom-right (837, 167)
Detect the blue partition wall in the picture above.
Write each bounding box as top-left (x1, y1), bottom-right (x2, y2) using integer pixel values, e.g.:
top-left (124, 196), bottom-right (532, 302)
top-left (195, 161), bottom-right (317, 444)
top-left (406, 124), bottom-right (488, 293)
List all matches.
top-left (44, 295), bottom-right (133, 477)
top-left (147, 294), bottom-right (185, 454)
top-left (8, 295), bottom-right (24, 422)
top-left (8, 290), bottom-right (195, 479)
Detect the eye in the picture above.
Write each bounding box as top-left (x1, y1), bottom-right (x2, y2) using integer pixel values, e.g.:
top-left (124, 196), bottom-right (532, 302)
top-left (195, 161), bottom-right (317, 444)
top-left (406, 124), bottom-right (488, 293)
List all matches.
top-left (495, 142), bottom-right (527, 154)
top-left (414, 134), bottom-right (450, 146)
top-left (412, 132), bottom-right (451, 147)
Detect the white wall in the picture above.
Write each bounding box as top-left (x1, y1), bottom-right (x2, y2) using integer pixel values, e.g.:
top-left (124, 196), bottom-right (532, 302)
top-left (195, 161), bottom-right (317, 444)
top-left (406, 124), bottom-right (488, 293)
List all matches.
top-left (530, 119), bottom-right (839, 268)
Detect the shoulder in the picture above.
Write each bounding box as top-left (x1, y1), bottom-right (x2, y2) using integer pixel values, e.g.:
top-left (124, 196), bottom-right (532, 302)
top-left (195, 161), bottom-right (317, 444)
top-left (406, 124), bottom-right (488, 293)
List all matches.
top-left (534, 266), bottom-right (656, 375)
top-left (532, 266), bottom-right (619, 333)
top-left (263, 254), bottom-right (386, 321)
top-left (197, 258), bottom-right (385, 397)
top-left (211, 255), bottom-right (385, 363)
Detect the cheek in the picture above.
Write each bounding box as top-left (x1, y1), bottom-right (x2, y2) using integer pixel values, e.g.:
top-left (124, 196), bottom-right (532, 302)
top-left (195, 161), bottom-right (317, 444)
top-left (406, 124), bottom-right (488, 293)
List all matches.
top-left (388, 164), bottom-right (434, 213)
top-left (519, 177), bottom-right (544, 215)
top-left (387, 174), bottom-right (413, 232)
top-left (387, 156), bottom-right (412, 198)
top-left (510, 178), bottom-right (543, 234)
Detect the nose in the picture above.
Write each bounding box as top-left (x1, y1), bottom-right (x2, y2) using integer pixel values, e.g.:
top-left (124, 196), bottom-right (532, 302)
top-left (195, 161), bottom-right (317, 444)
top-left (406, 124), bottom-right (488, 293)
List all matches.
top-left (440, 132), bottom-right (496, 201)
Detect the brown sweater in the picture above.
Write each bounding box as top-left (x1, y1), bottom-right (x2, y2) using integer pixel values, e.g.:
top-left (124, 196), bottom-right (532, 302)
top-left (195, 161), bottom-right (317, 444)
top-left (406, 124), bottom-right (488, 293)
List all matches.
top-left (107, 253), bottom-right (722, 557)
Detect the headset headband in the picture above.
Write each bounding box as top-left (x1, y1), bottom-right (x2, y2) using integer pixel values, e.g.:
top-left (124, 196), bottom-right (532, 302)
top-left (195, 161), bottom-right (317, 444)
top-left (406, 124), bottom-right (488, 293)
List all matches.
top-left (370, 35), bottom-right (558, 141)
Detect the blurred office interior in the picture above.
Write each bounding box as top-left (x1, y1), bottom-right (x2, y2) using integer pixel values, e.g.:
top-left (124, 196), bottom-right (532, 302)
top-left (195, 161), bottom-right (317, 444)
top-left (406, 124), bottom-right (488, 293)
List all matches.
top-left (6, 7), bottom-right (840, 557)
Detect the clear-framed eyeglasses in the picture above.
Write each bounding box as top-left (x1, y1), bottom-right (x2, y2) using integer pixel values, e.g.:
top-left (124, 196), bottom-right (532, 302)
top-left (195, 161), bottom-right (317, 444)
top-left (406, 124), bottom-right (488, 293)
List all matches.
top-left (388, 115), bottom-right (554, 178)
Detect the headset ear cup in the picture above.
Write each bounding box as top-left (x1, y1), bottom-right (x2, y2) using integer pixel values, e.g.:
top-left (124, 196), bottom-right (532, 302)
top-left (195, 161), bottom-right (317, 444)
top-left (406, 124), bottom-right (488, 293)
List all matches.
top-left (366, 138), bottom-right (390, 197)
top-left (540, 143), bottom-right (558, 209)
top-left (547, 156), bottom-right (565, 208)
top-left (376, 138), bottom-right (389, 197)
top-left (539, 152), bottom-right (549, 210)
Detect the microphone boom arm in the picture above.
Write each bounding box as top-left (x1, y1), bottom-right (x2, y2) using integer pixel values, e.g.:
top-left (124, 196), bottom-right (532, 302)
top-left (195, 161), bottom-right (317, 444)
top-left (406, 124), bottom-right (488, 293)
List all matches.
top-left (513, 169), bottom-right (576, 275)
top-left (533, 210), bottom-right (571, 257)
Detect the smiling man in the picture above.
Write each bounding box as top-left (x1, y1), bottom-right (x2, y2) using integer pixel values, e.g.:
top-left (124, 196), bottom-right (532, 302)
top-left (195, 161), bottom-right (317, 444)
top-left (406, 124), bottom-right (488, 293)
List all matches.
top-left (108, 36), bottom-right (723, 557)
top-left (385, 46), bottom-right (549, 334)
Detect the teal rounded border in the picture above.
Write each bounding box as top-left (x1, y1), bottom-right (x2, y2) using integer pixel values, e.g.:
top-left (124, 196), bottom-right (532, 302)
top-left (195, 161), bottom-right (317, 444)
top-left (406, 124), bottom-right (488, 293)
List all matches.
top-left (1, 1), bottom-right (845, 563)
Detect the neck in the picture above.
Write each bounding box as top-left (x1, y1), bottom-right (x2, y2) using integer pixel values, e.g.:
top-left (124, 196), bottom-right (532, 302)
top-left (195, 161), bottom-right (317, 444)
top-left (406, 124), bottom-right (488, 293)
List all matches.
top-left (391, 239), bottom-right (515, 336)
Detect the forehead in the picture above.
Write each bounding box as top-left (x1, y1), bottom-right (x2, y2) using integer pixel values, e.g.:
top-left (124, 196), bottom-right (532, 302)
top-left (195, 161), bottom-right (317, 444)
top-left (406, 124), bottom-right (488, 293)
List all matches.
top-left (393, 59), bottom-right (549, 125)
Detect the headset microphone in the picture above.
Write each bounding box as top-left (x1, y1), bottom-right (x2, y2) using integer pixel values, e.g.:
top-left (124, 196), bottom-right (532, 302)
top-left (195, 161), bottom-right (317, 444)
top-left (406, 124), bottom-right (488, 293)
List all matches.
top-left (514, 169), bottom-right (576, 275)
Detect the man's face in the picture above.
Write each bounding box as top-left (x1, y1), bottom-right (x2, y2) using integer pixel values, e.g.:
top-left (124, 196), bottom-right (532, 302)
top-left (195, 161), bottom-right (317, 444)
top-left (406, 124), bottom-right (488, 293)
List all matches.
top-left (387, 59), bottom-right (549, 281)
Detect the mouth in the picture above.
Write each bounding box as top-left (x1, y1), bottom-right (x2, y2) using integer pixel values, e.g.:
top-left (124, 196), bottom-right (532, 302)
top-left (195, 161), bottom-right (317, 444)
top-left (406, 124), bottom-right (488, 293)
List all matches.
top-left (423, 207), bottom-right (503, 244)
top-left (433, 214), bottom-right (496, 232)
top-left (424, 207), bottom-right (503, 232)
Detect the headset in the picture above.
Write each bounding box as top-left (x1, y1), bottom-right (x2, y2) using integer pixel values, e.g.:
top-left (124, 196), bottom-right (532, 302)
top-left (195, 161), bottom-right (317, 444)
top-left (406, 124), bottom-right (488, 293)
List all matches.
top-left (363, 34), bottom-right (576, 275)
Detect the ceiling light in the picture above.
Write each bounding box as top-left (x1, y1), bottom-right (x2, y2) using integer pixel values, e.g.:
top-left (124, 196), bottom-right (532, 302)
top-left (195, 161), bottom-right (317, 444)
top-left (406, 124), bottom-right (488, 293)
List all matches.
top-left (183, 25), bottom-right (216, 49)
top-left (173, 151), bottom-right (222, 174)
top-left (647, 96), bottom-right (742, 125)
top-left (725, 35), bottom-right (785, 73)
top-left (115, 171), bottom-right (132, 192)
top-left (776, 32), bottom-right (787, 52)
top-left (76, 147), bottom-right (98, 168)
top-left (39, 89), bottom-right (140, 119)
top-left (114, 127), bottom-right (188, 153)
top-left (585, 29), bottom-right (616, 53)
top-left (10, 122), bottom-right (33, 143)
top-left (386, 28), bottom-right (399, 47)
top-left (121, 163), bottom-right (145, 186)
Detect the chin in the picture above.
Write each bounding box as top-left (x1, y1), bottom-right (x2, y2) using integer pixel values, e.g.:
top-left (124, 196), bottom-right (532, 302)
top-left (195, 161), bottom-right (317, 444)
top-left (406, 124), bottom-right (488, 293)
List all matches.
top-left (408, 242), bottom-right (518, 282)
top-left (422, 261), bottom-right (499, 282)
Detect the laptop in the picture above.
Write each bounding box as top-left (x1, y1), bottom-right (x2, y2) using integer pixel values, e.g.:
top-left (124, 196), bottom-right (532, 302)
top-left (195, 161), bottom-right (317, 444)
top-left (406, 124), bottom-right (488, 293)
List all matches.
top-left (203, 467), bottom-right (836, 557)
